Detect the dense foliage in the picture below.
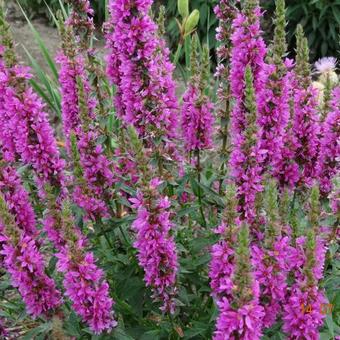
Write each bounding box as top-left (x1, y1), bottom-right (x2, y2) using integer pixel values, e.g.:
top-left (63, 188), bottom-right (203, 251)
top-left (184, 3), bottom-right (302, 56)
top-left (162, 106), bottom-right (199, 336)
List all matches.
top-left (17, 0), bottom-right (340, 61)
top-left (0, 0), bottom-right (339, 339)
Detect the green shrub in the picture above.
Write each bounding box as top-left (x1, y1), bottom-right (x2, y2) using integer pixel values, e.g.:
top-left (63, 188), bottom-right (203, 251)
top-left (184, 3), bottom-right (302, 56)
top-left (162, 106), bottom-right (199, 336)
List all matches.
top-left (263, 0), bottom-right (340, 60)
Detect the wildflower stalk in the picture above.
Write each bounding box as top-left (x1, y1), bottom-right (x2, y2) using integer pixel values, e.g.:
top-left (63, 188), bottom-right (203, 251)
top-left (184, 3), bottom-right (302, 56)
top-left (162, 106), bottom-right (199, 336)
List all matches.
top-left (264, 179), bottom-right (280, 247)
top-left (233, 223), bottom-right (252, 305)
top-left (128, 126), bottom-right (178, 313)
top-left (214, 0), bottom-right (238, 194)
top-left (270, 0), bottom-right (287, 72)
top-left (213, 222), bottom-right (264, 338)
top-left (0, 5), bottom-right (16, 68)
top-left (295, 25), bottom-right (311, 84)
top-left (230, 65), bottom-right (264, 227)
top-left (309, 185), bottom-right (320, 234)
top-left (290, 24), bottom-right (320, 188)
top-left (196, 43), bottom-right (210, 227)
top-left (0, 193), bottom-right (62, 317)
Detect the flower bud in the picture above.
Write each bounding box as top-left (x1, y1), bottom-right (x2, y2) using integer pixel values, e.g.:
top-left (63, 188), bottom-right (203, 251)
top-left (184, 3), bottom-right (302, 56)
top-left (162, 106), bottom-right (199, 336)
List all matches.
top-left (312, 81), bottom-right (325, 106)
top-left (178, 0), bottom-right (189, 18)
top-left (319, 71), bottom-right (338, 87)
top-left (185, 9), bottom-right (200, 35)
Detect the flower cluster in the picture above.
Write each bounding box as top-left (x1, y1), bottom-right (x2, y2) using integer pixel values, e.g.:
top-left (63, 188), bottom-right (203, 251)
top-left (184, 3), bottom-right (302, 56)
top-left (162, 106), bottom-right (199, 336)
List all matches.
top-left (0, 165), bottom-right (37, 237)
top-left (317, 86), bottom-right (340, 194)
top-left (1, 232), bottom-right (62, 317)
top-left (0, 11), bottom-right (117, 333)
top-left (251, 237), bottom-right (290, 327)
top-left (0, 61), bottom-right (66, 197)
top-left (290, 25), bottom-right (320, 188)
top-left (229, 0), bottom-right (267, 109)
top-left (57, 21), bottom-right (113, 221)
top-left (0, 0), bottom-right (338, 337)
top-left (213, 224), bottom-right (265, 340)
top-left (209, 224), bottom-right (235, 303)
top-left (57, 240), bottom-right (117, 334)
top-left (130, 179), bottom-right (178, 313)
top-left (258, 60), bottom-right (291, 174)
top-left (283, 234), bottom-right (327, 338)
top-left (105, 0), bottom-right (179, 142)
top-left (181, 84), bottom-right (214, 153)
top-left (229, 65), bottom-right (265, 225)
top-left (0, 192), bottom-right (61, 318)
top-left (56, 51), bottom-right (93, 149)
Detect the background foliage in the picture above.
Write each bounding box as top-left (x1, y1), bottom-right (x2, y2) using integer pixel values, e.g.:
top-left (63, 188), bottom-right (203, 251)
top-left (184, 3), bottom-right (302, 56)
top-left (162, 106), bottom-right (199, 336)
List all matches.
top-left (17, 0), bottom-right (340, 61)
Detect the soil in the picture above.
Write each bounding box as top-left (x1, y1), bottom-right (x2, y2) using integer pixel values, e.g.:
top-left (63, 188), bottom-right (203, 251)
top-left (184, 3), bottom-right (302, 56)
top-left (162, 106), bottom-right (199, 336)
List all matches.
top-left (5, 1), bottom-right (60, 72)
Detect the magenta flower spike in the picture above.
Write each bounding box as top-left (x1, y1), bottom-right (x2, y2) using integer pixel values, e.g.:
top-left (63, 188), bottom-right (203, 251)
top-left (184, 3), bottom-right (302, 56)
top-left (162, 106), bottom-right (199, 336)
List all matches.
top-left (0, 60), bottom-right (66, 198)
top-left (181, 39), bottom-right (214, 154)
top-left (105, 0), bottom-right (179, 142)
top-left (229, 65), bottom-right (265, 225)
top-left (0, 194), bottom-right (62, 318)
top-left (317, 86), bottom-right (340, 194)
top-left (130, 181), bottom-right (178, 313)
top-left (0, 165), bottom-right (37, 237)
top-left (213, 223), bottom-right (265, 339)
top-left (0, 232), bottom-right (62, 317)
top-left (290, 25), bottom-right (320, 188)
top-left (56, 242), bottom-right (117, 334)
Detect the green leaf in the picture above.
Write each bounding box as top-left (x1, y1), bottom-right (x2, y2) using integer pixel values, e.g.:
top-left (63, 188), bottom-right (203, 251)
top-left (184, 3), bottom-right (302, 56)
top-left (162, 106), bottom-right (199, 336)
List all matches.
top-left (184, 323), bottom-right (207, 338)
top-left (140, 330), bottom-right (161, 340)
top-left (22, 322), bottom-right (52, 340)
top-left (325, 314), bottom-right (335, 337)
top-left (113, 327), bottom-right (135, 340)
top-left (18, 3), bottom-right (59, 83)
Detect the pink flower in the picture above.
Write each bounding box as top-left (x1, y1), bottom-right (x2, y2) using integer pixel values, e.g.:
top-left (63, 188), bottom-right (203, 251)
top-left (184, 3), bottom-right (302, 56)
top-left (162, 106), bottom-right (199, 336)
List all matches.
top-left (0, 231), bottom-right (61, 317)
top-left (56, 242), bottom-right (117, 334)
top-left (214, 295), bottom-right (265, 340)
top-left (229, 4), bottom-right (267, 225)
top-left (229, 6), bottom-right (267, 105)
top-left (57, 45), bottom-right (113, 221)
top-left (317, 86), bottom-right (340, 194)
top-left (55, 51), bottom-right (95, 151)
top-left (291, 82), bottom-right (320, 187)
top-left (0, 165), bottom-right (37, 237)
top-left (258, 63), bottom-right (292, 175)
top-left (105, 0), bottom-right (179, 142)
top-left (181, 85), bottom-right (214, 152)
top-left (0, 63), bottom-right (66, 197)
top-left (283, 285), bottom-right (326, 339)
top-left (130, 182), bottom-right (178, 313)
top-left (209, 224), bottom-right (235, 302)
top-left (251, 237), bottom-right (291, 327)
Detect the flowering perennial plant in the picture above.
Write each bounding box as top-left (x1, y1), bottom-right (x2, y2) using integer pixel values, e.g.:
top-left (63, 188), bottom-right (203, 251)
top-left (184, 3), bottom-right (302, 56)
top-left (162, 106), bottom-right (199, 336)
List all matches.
top-left (229, 65), bottom-right (264, 225)
top-left (0, 0), bottom-right (338, 338)
top-left (55, 203), bottom-right (117, 334)
top-left (129, 128), bottom-right (178, 313)
top-left (181, 37), bottom-right (214, 153)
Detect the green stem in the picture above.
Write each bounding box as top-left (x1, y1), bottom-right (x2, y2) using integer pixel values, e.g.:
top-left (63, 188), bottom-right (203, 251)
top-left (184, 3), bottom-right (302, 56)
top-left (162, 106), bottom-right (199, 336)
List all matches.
top-left (119, 225), bottom-right (130, 246)
top-left (173, 43), bottom-right (183, 66)
top-left (196, 150), bottom-right (206, 226)
top-left (218, 122), bottom-right (229, 195)
top-left (184, 35), bottom-right (191, 74)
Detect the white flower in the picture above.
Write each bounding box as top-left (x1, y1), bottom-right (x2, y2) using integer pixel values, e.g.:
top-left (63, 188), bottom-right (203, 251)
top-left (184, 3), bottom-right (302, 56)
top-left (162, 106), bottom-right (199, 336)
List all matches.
top-left (315, 57), bottom-right (337, 74)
